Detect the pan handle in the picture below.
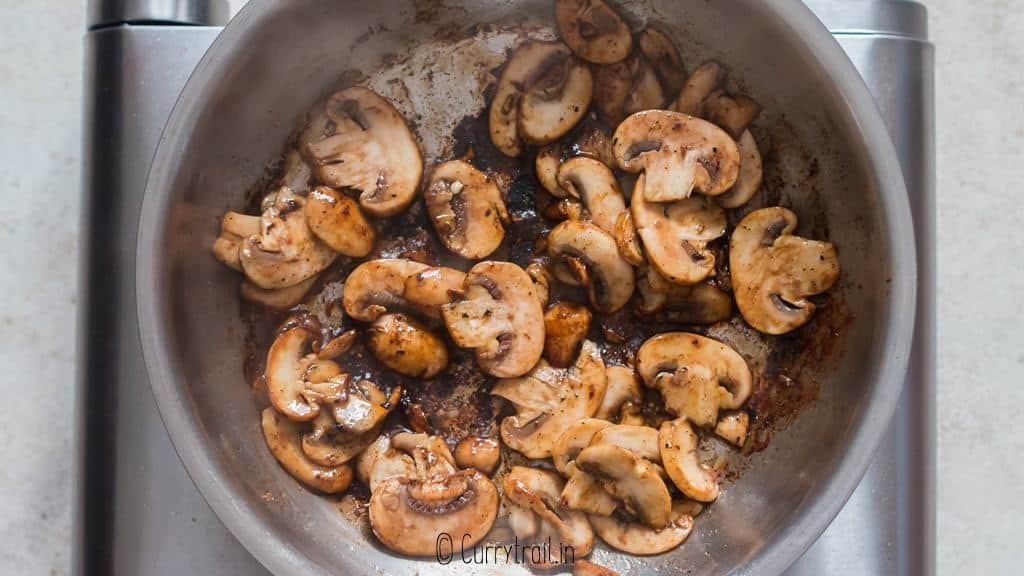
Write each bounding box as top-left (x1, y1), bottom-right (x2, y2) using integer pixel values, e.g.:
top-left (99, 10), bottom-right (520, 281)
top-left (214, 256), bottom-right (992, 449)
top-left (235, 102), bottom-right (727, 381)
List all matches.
top-left (88, 0), bottom-right (230, 29)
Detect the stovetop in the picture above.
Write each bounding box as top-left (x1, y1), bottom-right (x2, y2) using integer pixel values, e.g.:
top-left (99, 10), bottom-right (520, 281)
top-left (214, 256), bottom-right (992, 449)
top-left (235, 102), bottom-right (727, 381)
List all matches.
top-left (74, 2), bottom-right (934, 574)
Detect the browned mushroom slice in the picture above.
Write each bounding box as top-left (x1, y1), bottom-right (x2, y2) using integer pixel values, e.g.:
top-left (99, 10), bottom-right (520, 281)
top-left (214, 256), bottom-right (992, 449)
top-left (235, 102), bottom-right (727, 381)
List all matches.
top-left (730, 207), bottom-right (841, 334)
top-left (595, 365), bottom-right (642, 422)
top-left (366, 313), bottom-right (449, 378)
top-left (301, 410), bottom-right (383, 467)
top-left (441, 261), bottom-right (545, 378)
top-left (403, 266), bottom-right (466, 319)
top-left (211, 211), bottom-right (260, 271)
top-left (636, 265), bottom-right (733, 323)
top-left (425, 160), bottom-right (508, 259)
top-left (489, 42), bottom-right (593, 157)
top-left (341, 258), bottom-right (429, 322)
top-left (674, 60), bottom-right (726, 117)
top-left (555, 0), bottom-right (633, 64)
top-left (492, 340), bottom-right (606, 458)
top-left (261, 408), bottom-right (352, 494)
top-left (503, 466), bottom-right (595, 567)
top-left (547, 220), bottom-right (635, 314)
top-left (240, 275), bottom-right (317, 311)
top-left (552, 418), bottom-right (614, 474)
top-left (588, 501), bottom-right (696, 555)
top-left (355, 434), bottom-right (416, 492)
top-left (706, 92), bottom-right (762, 139)
top-left (715, 411), bottom-right (750, 447)
top-left (304, 87), bottom-right (423, 217)
top-left (716, 130), bottom-right (763, 209)
top-left (659, 418), bottom-right (720, 502)
top-left (266, 327), bottom-right (335, 421)
top-left (543, 301), bottom-right (593, 368)
top-left (453, 436), bottom-right (502, 475)
top-left (630, 174), bottom-right (726, 285)
top-left (238, 188), bottom-right (337, 289)
top-left (594, 55), bottom-right (667, 125)
top-left (638, 28), bottom-right (686, 96)
top-left (303, 186), bottom-right (376, 257)
top-left (557, 156), bottom-right (644, 265)
top-left (614, 110), bottom-right (740, 202)
top-left (317, 377), bottom-right (401, 434)
top-left (575, 444), bottom-right (672, 528)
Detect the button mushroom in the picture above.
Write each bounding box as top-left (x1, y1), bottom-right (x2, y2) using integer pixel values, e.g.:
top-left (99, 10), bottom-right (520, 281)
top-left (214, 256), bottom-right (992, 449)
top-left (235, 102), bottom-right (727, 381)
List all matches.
top-left (454, 436), bottom-right (502, 475)
top-left (441, 261), bottom-right (545, 378)
top-left (261, 408), bottom-right (353, 494)
top-left (588, 501), bottom-right (696, 555)
top-left (730, 207), bottom-right (841, 334)
top-left (356, 434), bottom-right (416, 493)
top-left (266, 327), bottom-right (337, 421)
top-left (543, 301), bottom-right (593, 368)
top-left (503, 466), bottom-right (595, 565)
top-left (595, 365), bottom-right (642, 422)
top-left (613, 110), bottom-right (740, 202)
top-left (341, 259), bottom-right (429, 322)
top-left (556, 156), bottom-right (642, 265)
top-left (403, 266), bottom-right (467, 320)
top-left (659, 418), bottom-right (719, 502)
top-left (489, 42), bottom-right (593, 157)
top-left (547, 220), bottom-right (635, 314)
top-left (674, 60), bottom-right (726, 117)
top-left (630, 174), bottom-right (727, 285)
top-left (575, 444), bottom-right (672, 528)
top-left (367, 313), bottom-right (449, 378)
top-left (301, 410), bottom-right (383, 468)
top-left (638, 28), bottom-right (686, 96)
top-left (636, 265), bottom-right (733, 324)
top-left (555, 0), bottom-right (632, 64)
top-left (307, 375), bottom-right (401, 435)
top-left (303, 186), bottom-right (376, 258)
top-left (368, 443), bottom-right (499, 557)
top-left (716, 130), bottom-right (763, 209)
top-left (239, 188), bottom-right (337, 289)
top-left (552, 418), bottom-right (614, 474)
top-left (491, 340), bottom-right (607, 458)
top-left (636, 332), bottom-right (752, 425)
top-left (425, 160), bottom-right (509, 260)
top-left (304, 87), bottom-right (423, 217)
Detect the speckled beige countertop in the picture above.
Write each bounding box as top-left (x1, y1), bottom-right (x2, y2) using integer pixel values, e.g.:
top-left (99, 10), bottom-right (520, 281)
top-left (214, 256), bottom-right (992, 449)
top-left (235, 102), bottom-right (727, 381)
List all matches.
top-left (0, 1), bottom-right (1019, 574)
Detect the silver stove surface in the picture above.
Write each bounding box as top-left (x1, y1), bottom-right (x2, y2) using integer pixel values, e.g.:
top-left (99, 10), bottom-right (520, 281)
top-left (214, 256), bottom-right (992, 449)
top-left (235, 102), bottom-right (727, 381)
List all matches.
top-left (74, 2), bottom-right (934, 574)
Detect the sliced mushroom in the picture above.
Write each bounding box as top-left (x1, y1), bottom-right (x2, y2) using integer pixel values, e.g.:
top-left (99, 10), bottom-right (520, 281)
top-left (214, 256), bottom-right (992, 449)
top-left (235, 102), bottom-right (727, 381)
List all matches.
top-left (261, 408), bottom-right (353, 494)
top-left (212, 211), bottom-right (260, 271)
top-left (543, 301), bottom-right (593, 368)
top-left (425, 160), bottom-right (508, 260)
top-left (653, 369), bottom-right (719, 427)
top-left (317, 329), bottom-right (358, 360)
top-left (342, 259), bottom-right (429, 322)
top-left (239, 188), bottom-right (337, 289)
top-left (715, 411), bottom-right (750, 447)
top-left (403, 266), bottom-right (466, 320)
top-left (556, 156), bottom-right (643, 264)
top-left (595, 365), bottom-right (642, 421)
top-left (367, 313), bottom-right (449, 378)
top-left (674, 61), bottom-right (726, 117)
top-left (526, 262), bottom-right (552, 306)
top-left (543, 197), bottom-right (585, 222)
top-left (561, 462), bottom-right (620, 516)
top-left (552, 418), bottom-right (614, 474)
top-left (636, 265), bottom-right (733, 323)
top-left (706, 92), bottom-right (762, 139)
top-left (356, 434), bottom-right (416, 492)
top-left (594, 55), bottom-right (666, 125)
top-left (555, 0), bottom-right (632, 64)
top-left (317, 377), bottom-right (401, 434)
top-left (588, 501), bottom-right (695, 555)
top-left (536, 144), bottom-right (568, 197)
top-left (489, 42), bottom-right (593, 157)
top-left (547, 220), bottom-right (635, 313)
top-left (503, 466), bottom-right (595, 564)
top-left (266, 327), bottom-right (331, 421)
top-left (301, 410), bottom-right (382, 467)
top-left (240, 275), bottom-right (317, 310)
top-left (716, 130), bottom-right (763, 209)
top-left (537, 128), bottom-right (617, 197)
top-left (492, 340), bottom-right (606, 458)
top-left (575, 444), bottom-right (672, 528)
top-left (390, 432), bottom-right (457, 466)
top-left (614, 110), bottom-right (741, 202)
top-left (659, 418), bottom-right (719, 502)
top-left (590, 425), bottom-right (661, 463)
top-left (636, 332), bottom-right (753, 422)
top-left (731, 207), bottom-right (841, 334)
top-left (302, 186), bottom-right (376, 257)
top-left (441, 261), bottom-right (545, 378)
top-left (454, 436), bottom-right (502, 475)
top-left (369, 466), bottom-right (498, 556)
top-left (631, 174), bottom-right (726, 285)
top-left (304, 87), bottom-right (423, 217)
top-left (638, 28), bottom-right (686, 96)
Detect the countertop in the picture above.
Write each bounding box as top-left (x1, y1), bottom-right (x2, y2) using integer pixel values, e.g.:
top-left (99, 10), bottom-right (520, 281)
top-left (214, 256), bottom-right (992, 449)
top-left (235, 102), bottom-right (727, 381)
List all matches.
top-left (0, 0), bottom-right (1019, 574)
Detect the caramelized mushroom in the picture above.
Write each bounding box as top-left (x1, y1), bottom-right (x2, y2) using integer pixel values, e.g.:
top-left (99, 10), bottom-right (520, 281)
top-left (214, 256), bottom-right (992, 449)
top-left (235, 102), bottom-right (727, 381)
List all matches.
top-left (367, 313), bottom-right (449, 378)
top-left (341, 259), bottom-right (429, 322)
top-left (425, 160), bottom-right (508, 260)
top-left (547, 220), bottom-right (635, 313)
top-left (543, 301), bottom-right (593, 368)
top-left (555, 0), bottom-right (633, 64)
top-left (261, 408), bottom-right (353, 494)
top-left (303, 186), bottom-right (376, 257)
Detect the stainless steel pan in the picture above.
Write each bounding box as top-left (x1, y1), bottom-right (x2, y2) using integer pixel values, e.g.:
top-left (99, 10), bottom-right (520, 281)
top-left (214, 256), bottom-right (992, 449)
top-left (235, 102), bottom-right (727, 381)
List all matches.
top-left (137, 0), bottom-right (916, 574)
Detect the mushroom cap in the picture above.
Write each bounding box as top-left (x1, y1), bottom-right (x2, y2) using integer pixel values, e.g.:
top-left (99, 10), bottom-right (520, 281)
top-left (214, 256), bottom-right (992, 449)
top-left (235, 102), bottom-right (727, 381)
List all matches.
top-left (239, 189), bottom-right (337, 289)
top-left (303, 187), bottom-right (376, 257)
top-left (368, 469), bottom-right (499, 557)
top-left (715, 130), bottom-right (763, 209)
top-left (425, 160), bottom-right (508, 260)
top-left (547, 220), bottom-right (636, 313)
top-left (588, 501), bottom-right (696, 555)
top-left (304, 87), bottom-right (423, 217)
top-left (341, 259), bottom-right (429, 322)
top-left (492, 340), bottom-right (607, 459)
top-left (543, 301), bottom-right (593, 368)
top-left (261, 408), bottom-right (353, 494)
top-left (630, 174), bottom-right (726, 285)
top-left (403, 266), bottom-right (466, 320)
top-left (453, 436), bottom-right (502, 475)
top-left (659, 418), bottom-right (720, 502)
top-left (552, 418), bottom-right (614, 474)
top-left (730, 207), bottom-right (841, 334)
top-left (674, 60), bottom-right (726, 117)
top-left (266, 327), bottom-right (325, 421)
top-left (555, 0), bottom-right (633, 64)
top-left (489, 42), bottom-right (592, 157)
top-left (613, 110), bottom-right (741, 202)
top-left (636, 332), bottom-right (752, 416)
top-left (638, 27), bottom-right (687, 96)
top-left (595, 365), bottom-right (642, 421)
top-left (575, 444), bottom-right (672, 528)
top-left (441, 261), bottom-right (545, 378)
top-left (367, 313), bottom-right (449, 379)
top-left (503, 466), bottom-right (596, 562)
